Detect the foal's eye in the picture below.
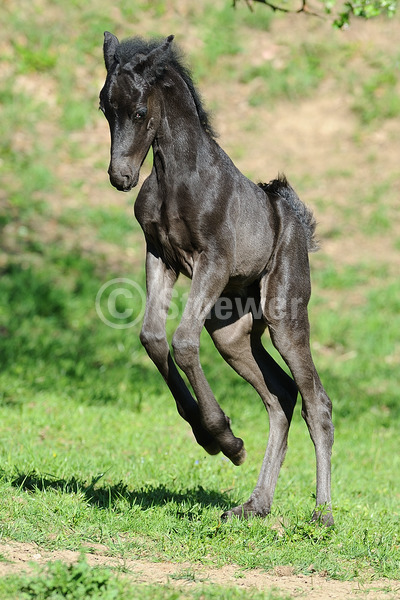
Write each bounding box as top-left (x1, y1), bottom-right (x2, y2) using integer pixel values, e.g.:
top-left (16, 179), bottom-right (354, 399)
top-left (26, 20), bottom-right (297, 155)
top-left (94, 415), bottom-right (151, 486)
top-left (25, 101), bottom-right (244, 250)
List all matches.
top-left (133, 107), bottom-right (147, 122)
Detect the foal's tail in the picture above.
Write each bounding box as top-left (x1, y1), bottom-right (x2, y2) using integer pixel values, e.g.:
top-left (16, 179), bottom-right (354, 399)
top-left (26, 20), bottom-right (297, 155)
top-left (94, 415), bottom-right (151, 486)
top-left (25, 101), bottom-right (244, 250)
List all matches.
top-left (259, 174), bottom-right (319, 253)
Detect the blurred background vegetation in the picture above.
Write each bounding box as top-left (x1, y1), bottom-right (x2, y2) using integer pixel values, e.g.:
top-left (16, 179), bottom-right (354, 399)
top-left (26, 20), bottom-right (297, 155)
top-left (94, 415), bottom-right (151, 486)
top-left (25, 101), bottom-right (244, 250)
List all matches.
top-left (1, 0), bottom-right (399, 413)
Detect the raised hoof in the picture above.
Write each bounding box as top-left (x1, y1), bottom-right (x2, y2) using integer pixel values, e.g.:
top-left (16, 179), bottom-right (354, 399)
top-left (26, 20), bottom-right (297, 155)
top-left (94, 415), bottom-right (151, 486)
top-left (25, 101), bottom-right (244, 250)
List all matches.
top-left (203, 440), bottom-right (221, 455)
top-left (192, 426), bottom-right (221, 456)
top-left (229, 445), bottom-right (247, 466)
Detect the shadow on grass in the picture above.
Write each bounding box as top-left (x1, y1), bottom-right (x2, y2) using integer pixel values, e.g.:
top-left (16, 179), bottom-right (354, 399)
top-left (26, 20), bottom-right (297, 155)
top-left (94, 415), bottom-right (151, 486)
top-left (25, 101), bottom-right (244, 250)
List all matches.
top-left (10, 470), bottom-right (233, 513)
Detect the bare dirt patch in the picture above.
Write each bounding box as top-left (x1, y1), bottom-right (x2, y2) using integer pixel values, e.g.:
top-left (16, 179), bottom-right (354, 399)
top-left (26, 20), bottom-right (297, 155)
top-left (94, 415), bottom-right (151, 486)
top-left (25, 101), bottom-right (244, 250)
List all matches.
top-left (0, 541), bottom-right (399, 599)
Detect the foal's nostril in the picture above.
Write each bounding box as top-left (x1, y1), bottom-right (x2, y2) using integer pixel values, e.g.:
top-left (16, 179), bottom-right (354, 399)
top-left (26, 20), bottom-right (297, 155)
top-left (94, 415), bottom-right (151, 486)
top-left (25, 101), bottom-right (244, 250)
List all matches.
top-left (122, 174), bottom-right (132, 188)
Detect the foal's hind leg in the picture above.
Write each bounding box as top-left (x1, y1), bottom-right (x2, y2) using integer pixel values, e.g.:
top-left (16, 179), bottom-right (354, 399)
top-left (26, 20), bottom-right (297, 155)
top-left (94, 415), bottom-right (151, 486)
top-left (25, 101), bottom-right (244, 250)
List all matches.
top-left (206, 296), bottom-right (298, 519)
top-left (261, 242), bottom-right (334, 525)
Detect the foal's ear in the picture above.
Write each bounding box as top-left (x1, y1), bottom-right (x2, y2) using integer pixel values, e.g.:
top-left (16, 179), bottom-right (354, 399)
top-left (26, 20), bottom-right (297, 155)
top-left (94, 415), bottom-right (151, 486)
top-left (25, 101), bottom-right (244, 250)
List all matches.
top-left (125, 35), bottom-right (175, 83)
top-left (158, 35), bottom-right (175, 53)
top-left (103, 31), bottom-right (120, 71)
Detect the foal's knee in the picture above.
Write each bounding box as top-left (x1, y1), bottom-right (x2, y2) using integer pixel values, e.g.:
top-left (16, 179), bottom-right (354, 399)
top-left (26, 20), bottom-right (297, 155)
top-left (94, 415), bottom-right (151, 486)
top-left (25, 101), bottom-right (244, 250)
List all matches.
top-left (172, 329), bottom-right (199, 371)
top-left (140, 328), bottom-right (169, 364)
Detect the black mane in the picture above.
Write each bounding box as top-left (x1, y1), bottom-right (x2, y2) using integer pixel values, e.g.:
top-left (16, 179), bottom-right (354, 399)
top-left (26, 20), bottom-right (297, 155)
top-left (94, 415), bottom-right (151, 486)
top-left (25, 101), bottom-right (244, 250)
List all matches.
top-left (116, 37), bottom-right (216, 138)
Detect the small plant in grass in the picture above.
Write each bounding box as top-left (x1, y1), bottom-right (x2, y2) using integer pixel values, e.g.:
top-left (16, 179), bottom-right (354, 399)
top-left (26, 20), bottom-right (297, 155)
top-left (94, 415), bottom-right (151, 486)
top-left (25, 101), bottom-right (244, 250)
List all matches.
top-left (19, 555), bottom-right (122, 599)
top-left (169, 568), bottom-right (198, 582)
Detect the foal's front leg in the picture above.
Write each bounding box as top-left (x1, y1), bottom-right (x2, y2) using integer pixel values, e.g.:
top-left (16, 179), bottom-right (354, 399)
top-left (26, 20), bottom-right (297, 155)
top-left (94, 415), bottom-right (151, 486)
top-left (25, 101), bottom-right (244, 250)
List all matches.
top-left (171, 255), bottom-right (246, 465)
top-left (140, 244), bottom-right (220, 454)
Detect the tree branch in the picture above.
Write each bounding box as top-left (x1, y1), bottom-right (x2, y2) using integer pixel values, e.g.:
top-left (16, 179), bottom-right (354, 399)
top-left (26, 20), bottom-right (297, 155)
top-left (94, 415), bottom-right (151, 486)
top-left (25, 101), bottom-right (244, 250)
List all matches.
top-left (233, 0), bottom-right (323, 18)
top-left (232, 0), bottom-right (398, 27)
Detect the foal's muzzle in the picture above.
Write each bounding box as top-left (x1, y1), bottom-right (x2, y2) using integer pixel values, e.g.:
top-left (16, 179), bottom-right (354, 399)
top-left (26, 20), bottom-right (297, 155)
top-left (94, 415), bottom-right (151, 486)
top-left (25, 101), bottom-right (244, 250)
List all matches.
top-left (108, 164), bottom-right (139, 192)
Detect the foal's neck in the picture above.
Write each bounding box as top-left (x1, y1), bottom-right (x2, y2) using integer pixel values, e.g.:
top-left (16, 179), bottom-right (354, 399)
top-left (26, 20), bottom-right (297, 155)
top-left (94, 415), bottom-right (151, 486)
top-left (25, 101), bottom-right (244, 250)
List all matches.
top-left (153, 69), bottom-right (215, 173)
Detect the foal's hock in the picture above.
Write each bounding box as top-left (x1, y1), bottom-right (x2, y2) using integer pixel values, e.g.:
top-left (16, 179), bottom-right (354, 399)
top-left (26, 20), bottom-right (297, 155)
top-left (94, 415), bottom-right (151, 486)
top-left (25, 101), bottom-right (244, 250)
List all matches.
top-left (100, 33), bottom-right (334, 524)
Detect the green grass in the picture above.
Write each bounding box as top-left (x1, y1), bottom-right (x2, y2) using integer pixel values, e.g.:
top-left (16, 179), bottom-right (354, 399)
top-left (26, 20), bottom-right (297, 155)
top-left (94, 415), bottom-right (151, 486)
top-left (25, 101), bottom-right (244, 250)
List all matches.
top-left (1, 1), bottom-right (400, 598)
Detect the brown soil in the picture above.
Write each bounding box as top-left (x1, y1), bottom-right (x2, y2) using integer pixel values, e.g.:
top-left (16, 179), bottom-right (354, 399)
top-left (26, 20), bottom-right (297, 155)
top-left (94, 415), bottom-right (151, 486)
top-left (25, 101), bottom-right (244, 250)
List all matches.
top-left (1, 541), bottom-right (399, 599)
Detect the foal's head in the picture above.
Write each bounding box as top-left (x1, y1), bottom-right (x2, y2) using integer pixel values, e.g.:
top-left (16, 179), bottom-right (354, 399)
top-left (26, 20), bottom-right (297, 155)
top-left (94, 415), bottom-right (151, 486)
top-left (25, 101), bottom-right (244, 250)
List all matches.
top-left (100, 33), bottom-right (174, 191)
